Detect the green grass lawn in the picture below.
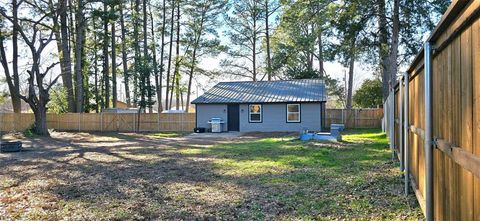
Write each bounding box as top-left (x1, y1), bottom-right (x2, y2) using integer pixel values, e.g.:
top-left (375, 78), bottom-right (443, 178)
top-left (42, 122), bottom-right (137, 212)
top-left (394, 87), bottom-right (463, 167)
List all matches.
top-left (177, 129), bottom-right (423, 220)
top-left (0, 129), bottom-right (422, 220)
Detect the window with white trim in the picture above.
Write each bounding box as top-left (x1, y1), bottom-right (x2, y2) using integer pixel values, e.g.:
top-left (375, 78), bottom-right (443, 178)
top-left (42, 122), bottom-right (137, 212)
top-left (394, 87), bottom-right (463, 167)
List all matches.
top-left (249, 104), bottom-right (262, 122)
top-left (287, 104), bottom-right (300, 122)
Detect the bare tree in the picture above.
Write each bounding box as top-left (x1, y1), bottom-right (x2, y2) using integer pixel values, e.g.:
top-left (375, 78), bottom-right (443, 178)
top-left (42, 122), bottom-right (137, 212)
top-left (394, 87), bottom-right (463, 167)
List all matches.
top-left (0, 0), bottom-right (21, 113)
top-left (0, 8), bottom-right (60, 135)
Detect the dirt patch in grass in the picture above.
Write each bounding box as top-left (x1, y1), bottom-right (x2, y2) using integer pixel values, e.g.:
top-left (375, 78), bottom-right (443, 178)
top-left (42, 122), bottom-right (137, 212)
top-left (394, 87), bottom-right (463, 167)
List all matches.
top-left (0, 130), bottom-right (422, 220)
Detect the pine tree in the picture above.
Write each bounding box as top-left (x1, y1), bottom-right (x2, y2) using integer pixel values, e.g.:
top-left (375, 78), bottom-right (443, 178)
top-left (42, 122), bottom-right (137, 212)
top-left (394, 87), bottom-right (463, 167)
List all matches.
top-left (222, 0), bottom-right (264, 81)
top-left (183, 0), bottom-right (226, 112)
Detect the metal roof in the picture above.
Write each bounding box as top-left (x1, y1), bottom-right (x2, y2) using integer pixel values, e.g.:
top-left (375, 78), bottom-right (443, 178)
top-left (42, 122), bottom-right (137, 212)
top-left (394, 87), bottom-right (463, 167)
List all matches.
top-left (191, 79), bottom-right (327, 104)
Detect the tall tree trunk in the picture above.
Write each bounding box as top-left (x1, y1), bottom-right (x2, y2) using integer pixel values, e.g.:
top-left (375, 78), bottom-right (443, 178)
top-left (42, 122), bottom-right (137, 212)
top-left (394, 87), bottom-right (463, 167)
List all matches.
top-left (377, 0), bottom-right (390, 100)
top-left (60, 0), bottom-right (75, 112)
top-left (27, 61), bottom-right (53, 136)
top-left (165, 0), bottom-right (175, 110)
top-left (143, 0), bottom-right (153, 113)
top-left (134, 0), bottom-right (145, 110)
top-left (103, 2), bottom-right (110, 109)
top-left (346, 40), bottom-right (356, 110)
top-left (169, 70), bottom-right (175, 109)
top-left (175, 69), bottom-right (180, 110)
top-left (185, 45), bottom-right (198, 113)
top-left (378, 0), bottom-right (399, 100)
top-left (93, 16), bottom-right (100, 113)
top-left (265, 0), bottom-right (272, 81)
top-left (180, 88), bottom-right (184, 110)
top-left (0, 0), bottom-right (21, 113)
top-left (31, 67), bottom-right (50, 135)
top-left (132, 0), bottom-right (140, 108)
top-left (173, 0), bottom-right (181, 110)
top-left (185, 8), bottom-right (206, 113)
top-left (346, 57), bottom-right (354, 109)
top-left (111, 6), bottom-right (117, 108)
top-left (33, 104), bottom-right (48, 135)
top-left (309, 25), bottom-right (315, 71)
top-left (318, 29), bottom-right (324, 78)
top-left (149, 5), bottom-right (161, 113)
top-left (68, 0), bottom-right (75, 46)
top-left (74, 0), bottom-right (85, 112)
top-left (120, 5), bottom-right (131, 107)
top-left (11, 0), bottom-right (21, 113)
top-left (99, 60), bottom-right (105, 110)
top-left (0, 32), bottom-right (20, 113)
top-left (252, 3), bottom-right (257, 82)
top-left (386, 0), bottom-right (399, 91)
top-left (157, 0), bottom-right (167, 112)
top-left (82, 47), bottom-right (89, 112)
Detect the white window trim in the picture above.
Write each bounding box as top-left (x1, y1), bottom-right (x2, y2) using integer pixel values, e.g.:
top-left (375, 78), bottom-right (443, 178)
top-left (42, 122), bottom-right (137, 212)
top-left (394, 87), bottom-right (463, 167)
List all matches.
top-left (287, 104), bottom-right (301, 123)
top-left (249, 104), bottom-right (262, 123)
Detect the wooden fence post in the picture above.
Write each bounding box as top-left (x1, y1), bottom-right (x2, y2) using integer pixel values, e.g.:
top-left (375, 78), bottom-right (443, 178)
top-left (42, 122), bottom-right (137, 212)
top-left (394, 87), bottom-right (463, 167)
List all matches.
top-left (181, 113), bottom-right (184, 132)
top-left (157, 112), bottom-right (160, 132)
top-left (11, 113), bottom-right (15, 132)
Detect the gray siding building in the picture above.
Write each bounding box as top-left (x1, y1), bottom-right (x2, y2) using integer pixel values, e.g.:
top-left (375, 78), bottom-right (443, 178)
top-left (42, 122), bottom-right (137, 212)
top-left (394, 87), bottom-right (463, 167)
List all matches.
top-left (192, 79), bottom-right (327, 132)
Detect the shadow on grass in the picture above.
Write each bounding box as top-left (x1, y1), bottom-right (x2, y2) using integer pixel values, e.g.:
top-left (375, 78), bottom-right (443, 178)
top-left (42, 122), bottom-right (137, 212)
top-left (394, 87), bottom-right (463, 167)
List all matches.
top-left (0, 128), bottom-right (422, 220)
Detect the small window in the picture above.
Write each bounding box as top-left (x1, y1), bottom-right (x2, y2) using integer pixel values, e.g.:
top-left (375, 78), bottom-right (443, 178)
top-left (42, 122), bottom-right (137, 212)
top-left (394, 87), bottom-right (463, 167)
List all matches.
top-left (287, 104), bottom-right (301, 123)
top-left (249, 104), bottom-right (262, 123)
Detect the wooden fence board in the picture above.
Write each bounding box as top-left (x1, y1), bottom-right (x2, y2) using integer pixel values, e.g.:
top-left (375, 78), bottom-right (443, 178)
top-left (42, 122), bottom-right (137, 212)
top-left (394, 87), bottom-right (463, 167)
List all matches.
top-left (394, 3), bottom-right (480, 219)
top-left (452, 32), bottom-right (462, 221)
top-left (0, 113), bottom-right (197, 132)
top-left (472, 18), bottom-right (480, 221)
top-left (460, 26), bottom-right (474, 221)
top-left (325, 109), bottom-right (383, 129)
top-left (1, 109), bottom-right (383, 133)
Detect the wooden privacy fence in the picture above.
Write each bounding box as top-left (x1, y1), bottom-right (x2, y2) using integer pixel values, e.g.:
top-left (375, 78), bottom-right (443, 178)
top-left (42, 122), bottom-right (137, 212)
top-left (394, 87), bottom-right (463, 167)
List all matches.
top-left (325, 108), bottom-right (383, 129)
top-left (0, 108), bottom-right (383, 133)
top-left (389, 1), bottom-right (480, 220)
top-left (0, 113), bottom-right (196, 132)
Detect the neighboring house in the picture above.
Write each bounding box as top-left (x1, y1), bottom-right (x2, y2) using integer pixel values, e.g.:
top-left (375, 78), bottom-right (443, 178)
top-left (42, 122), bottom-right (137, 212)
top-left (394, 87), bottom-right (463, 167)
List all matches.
top-left (192, 79), bottom-right (327, 132)
top-left (115, 100), bottom-right (129, 109)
